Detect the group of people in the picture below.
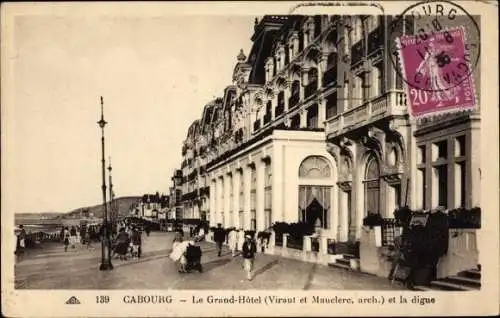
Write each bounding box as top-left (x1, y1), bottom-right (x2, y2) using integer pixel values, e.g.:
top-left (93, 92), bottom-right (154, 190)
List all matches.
top-left (111, 224), bottom-right (144, 260)
top-left (211, 224), bottom-right (258, 280)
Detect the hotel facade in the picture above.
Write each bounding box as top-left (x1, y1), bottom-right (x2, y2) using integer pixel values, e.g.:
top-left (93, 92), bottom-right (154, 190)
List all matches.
top-left (175, 15), bottom-right (480, 250)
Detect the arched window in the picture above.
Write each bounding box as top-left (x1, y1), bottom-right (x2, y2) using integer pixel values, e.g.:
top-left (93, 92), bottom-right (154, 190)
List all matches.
top-left (299, 156), bottom-right (332, 178)
top-left (364, 155), bottom-right (380, 215)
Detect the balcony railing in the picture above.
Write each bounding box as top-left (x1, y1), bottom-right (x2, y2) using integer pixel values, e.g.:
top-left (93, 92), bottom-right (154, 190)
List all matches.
top-left (325, 90), bottom-right (408, 138)
top-left (289, 93), bottom-right (299, 109)
top-left (304, 80), bottom-right (318, 99)
top-left (323, 67), bottom-right (337, 87)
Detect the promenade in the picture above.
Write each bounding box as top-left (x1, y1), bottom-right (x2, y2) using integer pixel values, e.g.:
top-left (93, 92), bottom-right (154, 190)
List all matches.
top-left (15, 232), bottom-right (403, 290)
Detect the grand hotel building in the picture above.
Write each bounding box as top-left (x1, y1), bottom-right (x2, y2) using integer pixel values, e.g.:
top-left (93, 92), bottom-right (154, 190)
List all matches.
top-left (175, 15), bottom-right (480, 248)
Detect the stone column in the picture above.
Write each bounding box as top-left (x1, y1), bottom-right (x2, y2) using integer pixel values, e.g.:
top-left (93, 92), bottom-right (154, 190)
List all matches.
top-left (232, 169), bottom-right (241, 229)
top-left (318, 54), bottom-right (328, 90)
top-left (272, 145), bottom-right (284, 223)
top-left (330, 186), bottom-right (338, 240)
top-left (209, 178), bottom-right (216, 226)
top-left (217, 176), bottom-right (223, 225)
top-left (300, 108), bottom-right (308, 128)
top-left (299, 74), bottom-right (305, 101)
top-left (318, 97), bottom-right (326, 129)
top-left (243, 164), bottom-right (252, 231)
top-left (469, 117), bottom-right (481, 208)
top-left (342, 189), bottom-right (350, 242)
top-left (224, 173), bottom-right (232, 227)
top-left (256, 159), bottom-right (266, 232)
top-left (284, 84), bottom-right (290, 112)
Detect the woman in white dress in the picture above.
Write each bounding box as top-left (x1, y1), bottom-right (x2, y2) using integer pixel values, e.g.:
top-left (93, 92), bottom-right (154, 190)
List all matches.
top-left (237, 228), bottom-right (245, 253)
top-left (228, 228), bottom-right (238, 257)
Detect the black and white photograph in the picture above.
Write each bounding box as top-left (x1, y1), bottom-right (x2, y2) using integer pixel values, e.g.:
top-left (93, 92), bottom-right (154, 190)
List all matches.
top-left (2, 1), bottom-right (498, 317)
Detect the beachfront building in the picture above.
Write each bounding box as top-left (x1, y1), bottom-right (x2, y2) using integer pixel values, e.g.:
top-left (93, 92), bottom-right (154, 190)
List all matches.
top-left (138, 192), bottom-right (169, 221)
top-left (175, 15), bottom-right (480, 267)
top-left (168, 169), bottom-right (183, 220)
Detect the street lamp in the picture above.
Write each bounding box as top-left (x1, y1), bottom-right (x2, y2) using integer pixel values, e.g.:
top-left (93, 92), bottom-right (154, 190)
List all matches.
top-left (98, 96), bottom-right (113, 271)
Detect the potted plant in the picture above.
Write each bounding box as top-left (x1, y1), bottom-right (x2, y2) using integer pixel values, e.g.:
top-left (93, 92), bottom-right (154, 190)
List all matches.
top-left (362, 211), bottom-right (384, 228)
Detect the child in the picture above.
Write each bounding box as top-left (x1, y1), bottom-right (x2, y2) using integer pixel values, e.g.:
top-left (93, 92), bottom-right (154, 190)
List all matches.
top-left (131, 227), bottom-right (142, 259)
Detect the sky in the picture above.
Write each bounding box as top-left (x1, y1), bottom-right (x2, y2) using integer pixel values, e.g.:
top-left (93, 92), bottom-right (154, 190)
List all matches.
top-left (5, 11), bottom-right (254, 213)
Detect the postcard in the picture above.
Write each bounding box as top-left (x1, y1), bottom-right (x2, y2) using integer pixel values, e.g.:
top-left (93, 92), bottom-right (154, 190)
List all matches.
top-left (1, 1), bottom-right (498, 317)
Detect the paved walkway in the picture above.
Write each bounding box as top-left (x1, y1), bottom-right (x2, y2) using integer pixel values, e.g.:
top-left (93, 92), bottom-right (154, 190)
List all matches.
top-left (15, 232), bottom-right (404, 290)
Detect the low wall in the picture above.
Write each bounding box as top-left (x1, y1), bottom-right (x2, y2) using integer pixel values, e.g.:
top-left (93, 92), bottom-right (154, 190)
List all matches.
top-left (359, 227), bottom-right (392, 277)
top-left (264, 232), bottom-right (342, 265)
top-left (437, 229), bottom-right (478, 278)
top-left (359, 227), bottom-right (479, 279)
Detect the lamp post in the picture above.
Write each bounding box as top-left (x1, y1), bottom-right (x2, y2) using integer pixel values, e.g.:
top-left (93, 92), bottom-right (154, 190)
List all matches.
top-left (98, 96), bottom-right (113, 270)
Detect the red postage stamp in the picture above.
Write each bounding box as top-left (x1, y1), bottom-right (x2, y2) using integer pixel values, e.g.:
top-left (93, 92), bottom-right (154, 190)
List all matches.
top-left (396, 27), bottom-right (477, 118)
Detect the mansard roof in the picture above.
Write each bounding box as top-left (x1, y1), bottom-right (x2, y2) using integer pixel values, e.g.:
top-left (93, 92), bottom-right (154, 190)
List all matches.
top-left (247, 15), bottom-right (292, 85)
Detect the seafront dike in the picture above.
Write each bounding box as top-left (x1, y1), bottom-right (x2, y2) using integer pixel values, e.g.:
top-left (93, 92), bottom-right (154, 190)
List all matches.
top-left (15, 232), bottom-right (403, 290)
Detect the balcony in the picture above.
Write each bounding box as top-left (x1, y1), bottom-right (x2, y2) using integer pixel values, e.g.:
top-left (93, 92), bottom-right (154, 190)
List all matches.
top-left (288, 93), bottom-right (299, 109)
top-left (323, 67), bottom-right (337, 87)
top-left (304, 80), bottom-right (318, 99)
top-left (325, 90), bottom-right (408, 138)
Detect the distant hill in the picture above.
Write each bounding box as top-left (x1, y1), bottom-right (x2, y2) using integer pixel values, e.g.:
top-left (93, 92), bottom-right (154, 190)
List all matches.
top-left (64, 196), bottom-right (141, 219)
top-left (16, 212), bottom-right (64, 219)
top-left (15, 196), bottom-right (142, 226)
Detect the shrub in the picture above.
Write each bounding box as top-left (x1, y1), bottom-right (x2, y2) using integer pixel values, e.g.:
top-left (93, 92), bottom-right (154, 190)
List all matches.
top-left (272, 222), bottom-right (289, 236)
top-left (182, 218), bottom-right (201, 226)
top-left (394, 206), bottom-right (412, 228)
top-left (257, 231), bottom-right (271, 241)
top-left (362, 211), bottom-right (384, 228)
top-left (287, 222), bottom-right (314, 239)
top-left (448, 207), bottom-right (481, 229)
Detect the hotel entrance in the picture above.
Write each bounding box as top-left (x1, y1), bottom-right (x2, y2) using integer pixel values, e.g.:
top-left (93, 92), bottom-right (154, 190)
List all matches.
top-left (297, 156), bottom-right (334, 231)
top-left (299, 186), bottom-right (331, 229)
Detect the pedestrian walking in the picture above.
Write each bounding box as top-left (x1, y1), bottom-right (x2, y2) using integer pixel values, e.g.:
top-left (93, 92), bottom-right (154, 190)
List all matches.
top-left (242, 234), bottom-right (257, 281)
top-left (237, 228), bottom-right (245, 252)
top-left (228, 228), bottom-right (238, 257)
top-left (85, 227), bottom-right (92, 248)
top-left (63, 227), bottom-right (70, 252)
top-left (69, 226), bottom-right (78, 250)
top-left (16, 225), bottom-right (27, 256)
top-left (145, 224), bottom-right (151, 237)
top-left (213, 223), bottom-right (226, 257)
top-left (130, 227), bottom-right (142, 259)
top-left (115, 228), bottom-right (130, 260)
